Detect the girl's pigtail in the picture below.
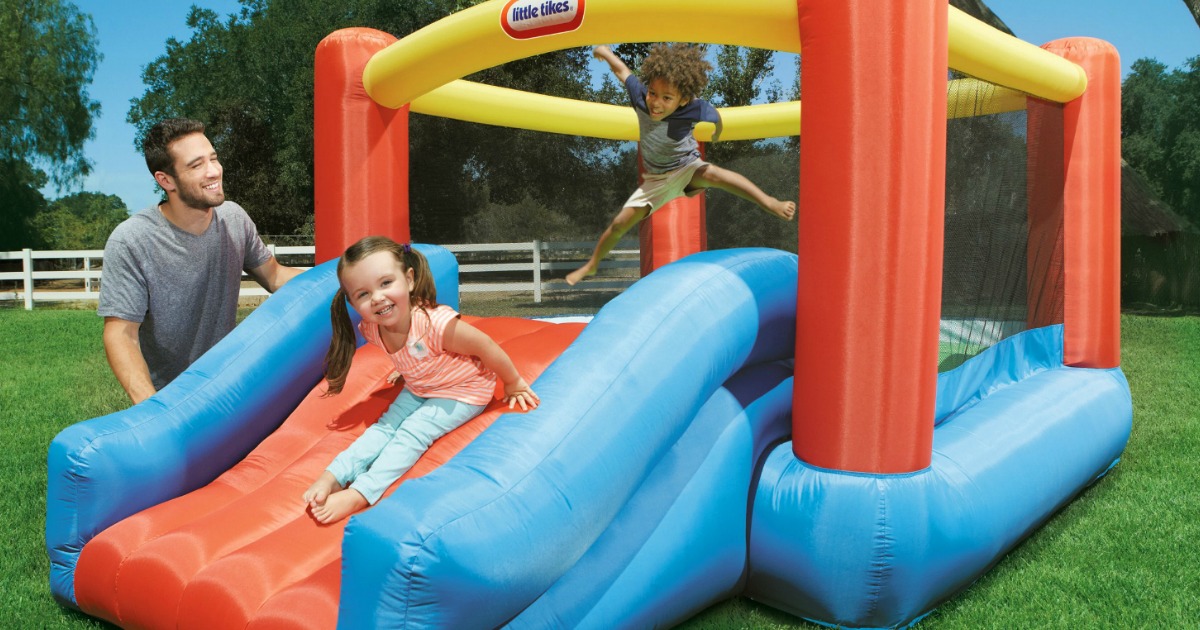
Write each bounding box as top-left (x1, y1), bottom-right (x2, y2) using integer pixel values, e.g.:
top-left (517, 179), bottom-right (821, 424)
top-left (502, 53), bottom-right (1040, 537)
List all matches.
top-left (403, 245), bottom-right (439, 309)
top-left (324, 287), bottom-right (356, 395)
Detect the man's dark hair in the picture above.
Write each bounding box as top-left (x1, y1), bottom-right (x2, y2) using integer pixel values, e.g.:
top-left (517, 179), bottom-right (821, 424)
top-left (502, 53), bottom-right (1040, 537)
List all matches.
top-left (143, 118), bottom-right (206, 177)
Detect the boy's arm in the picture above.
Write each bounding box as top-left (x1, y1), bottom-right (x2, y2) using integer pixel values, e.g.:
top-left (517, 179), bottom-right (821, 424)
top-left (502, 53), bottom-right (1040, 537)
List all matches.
top-left (593, 45), bottom-right (632, 83)
top-left (711, 109), bottom-right (724, 143)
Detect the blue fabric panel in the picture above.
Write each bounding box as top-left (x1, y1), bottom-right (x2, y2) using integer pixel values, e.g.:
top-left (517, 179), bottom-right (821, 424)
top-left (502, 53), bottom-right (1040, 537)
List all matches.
top-left (420, 245), bottom-right (460, 312)
top-left (511, 363), bottom-right (794, 630)
top-left (338, 248), bottom-right (798, 629)
top-left (934, 325), bottom-right (1064, 425)
top-left (45, 245), bottom-right (457, 607)
top-left (746, 328), bottom-right (1132, 629)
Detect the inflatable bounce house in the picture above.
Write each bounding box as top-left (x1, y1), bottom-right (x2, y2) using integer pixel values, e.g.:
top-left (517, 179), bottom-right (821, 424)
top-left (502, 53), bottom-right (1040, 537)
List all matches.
top-left (48, 0), bottom-right (1131, 627)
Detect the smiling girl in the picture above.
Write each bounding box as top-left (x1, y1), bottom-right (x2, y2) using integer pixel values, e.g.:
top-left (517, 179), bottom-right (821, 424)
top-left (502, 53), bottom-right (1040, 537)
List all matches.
top-left (302, 236), bottom-right (538, 523)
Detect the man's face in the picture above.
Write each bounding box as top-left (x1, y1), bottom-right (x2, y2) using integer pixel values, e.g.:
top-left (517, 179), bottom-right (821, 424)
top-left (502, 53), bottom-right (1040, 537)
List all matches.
top-left (162, 133), bottom-right (224, 210)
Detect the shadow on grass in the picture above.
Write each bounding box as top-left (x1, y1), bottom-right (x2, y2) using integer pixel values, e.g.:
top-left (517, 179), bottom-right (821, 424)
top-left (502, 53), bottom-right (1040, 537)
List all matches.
top-left (1121, 303), bottom-right (1200, 317)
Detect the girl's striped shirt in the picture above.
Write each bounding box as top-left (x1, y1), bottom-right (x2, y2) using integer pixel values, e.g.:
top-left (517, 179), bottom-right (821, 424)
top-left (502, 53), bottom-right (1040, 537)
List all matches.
top-left (359, 304), bottom-right (497, 405)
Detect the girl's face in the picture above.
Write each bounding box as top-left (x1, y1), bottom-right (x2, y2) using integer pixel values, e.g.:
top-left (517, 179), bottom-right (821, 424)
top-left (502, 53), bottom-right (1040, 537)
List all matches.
top-left (341, 251), bottom-right (414, 330)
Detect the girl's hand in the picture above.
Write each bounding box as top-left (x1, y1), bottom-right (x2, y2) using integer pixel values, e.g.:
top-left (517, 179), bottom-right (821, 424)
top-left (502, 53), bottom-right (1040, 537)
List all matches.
top-left (503, 378), bottom-right (540, 411)
top-left (592, 44), bottom-right (611, 59)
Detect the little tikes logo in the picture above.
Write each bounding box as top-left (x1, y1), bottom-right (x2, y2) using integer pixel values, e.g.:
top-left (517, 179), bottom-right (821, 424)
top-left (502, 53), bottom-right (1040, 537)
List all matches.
top-left (501, 0), bottom-right (585, 40)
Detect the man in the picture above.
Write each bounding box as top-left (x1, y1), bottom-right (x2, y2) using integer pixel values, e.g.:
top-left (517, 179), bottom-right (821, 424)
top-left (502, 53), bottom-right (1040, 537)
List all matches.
top-left (99, 118), bottom-right (302, 404)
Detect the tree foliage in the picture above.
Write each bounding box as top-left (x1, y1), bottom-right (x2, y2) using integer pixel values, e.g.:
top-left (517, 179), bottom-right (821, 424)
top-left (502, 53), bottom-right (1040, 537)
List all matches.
top-left (463, 192), bottom-right (580, 243)
top-left (708, 46), bottom-right (781, 107)
top-left (30, 191), bottom-right (128, 250)
top-left (0, 161), bottom-right (47, 250)
top-left (1123, 56), bottom-right (1200, 229)
top-left (0, 0), bottom-right (101, 250)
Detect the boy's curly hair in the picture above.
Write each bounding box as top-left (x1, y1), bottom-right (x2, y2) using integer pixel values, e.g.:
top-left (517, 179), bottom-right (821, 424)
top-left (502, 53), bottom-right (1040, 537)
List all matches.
top-left (640, 43), bottom-right (711, 102)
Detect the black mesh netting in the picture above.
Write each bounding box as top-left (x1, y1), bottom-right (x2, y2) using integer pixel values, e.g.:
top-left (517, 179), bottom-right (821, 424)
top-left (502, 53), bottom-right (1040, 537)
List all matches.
top-left (939, 76), bottom-right (1064, 371)
top-left (439, 75), bottom-right (1068, 336)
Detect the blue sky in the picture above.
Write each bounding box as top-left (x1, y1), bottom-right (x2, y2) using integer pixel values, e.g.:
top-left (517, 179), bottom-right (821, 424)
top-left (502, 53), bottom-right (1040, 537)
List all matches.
top-left (57, 0), bottom-right (244, 212)
top-left (987, 0), bottom-right (1199, 73)
top-left (51, 0), bottom-right (1200, 212)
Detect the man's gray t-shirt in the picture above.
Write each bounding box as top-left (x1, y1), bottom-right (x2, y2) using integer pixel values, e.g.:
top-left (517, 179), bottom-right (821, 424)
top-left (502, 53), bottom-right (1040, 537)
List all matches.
top-left (98, 202), bottom-right (272, 390)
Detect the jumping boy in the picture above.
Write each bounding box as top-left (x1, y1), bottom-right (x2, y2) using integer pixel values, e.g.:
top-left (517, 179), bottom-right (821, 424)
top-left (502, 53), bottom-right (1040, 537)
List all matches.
top-left (567, 44), bottom-right (796, 286)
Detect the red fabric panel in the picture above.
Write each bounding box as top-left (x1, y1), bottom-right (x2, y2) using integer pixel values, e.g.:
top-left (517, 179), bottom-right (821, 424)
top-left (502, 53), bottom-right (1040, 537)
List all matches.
top-left (313, 29), bottom-right (410, 265)
top-left (1026, 98), bottom-right (1066, 330)
top-left (245, 563), bottom-right (341, 630)
top-left (792, 0), bottom-right (946, 473)
top-left (74, 319), bottom-right (582, 628)
top-left (1042, 39), bottom-right (1122, 368)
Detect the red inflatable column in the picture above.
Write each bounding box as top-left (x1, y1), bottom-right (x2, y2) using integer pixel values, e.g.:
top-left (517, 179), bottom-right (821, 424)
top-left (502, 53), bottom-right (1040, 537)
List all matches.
top-left (314, 28), bottom-right (410, 264)
top-left (792, 0), bottom-right (947, 473)
top-left (639, 146), bottom-right (707, 276)
top-left (1043, 39), bottom-right (1122, 368)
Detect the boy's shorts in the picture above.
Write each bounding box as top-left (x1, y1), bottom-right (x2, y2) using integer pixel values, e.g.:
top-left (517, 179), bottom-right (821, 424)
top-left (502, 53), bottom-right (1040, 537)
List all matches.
top-left (624, 159), bottom-right (709, 215)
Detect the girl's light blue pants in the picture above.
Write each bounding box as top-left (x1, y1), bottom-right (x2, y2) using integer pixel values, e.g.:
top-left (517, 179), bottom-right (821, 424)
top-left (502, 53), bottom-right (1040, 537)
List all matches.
top-left (328, 388), bottom-right (485, 505)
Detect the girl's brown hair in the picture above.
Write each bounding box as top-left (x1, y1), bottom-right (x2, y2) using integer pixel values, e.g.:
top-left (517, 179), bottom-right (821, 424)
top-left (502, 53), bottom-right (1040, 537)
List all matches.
top-left (639, 43), bottom-right (712, 103)
top-left (324, 236), bottom-right (437, 394)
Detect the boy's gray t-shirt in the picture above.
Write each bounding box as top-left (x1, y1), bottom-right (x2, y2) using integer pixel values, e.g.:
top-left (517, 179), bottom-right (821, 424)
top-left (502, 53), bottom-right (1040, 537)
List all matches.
top-left (624, 74), bottom-right (721, 174)
top-left (98, 202), bottom-right (272, 390)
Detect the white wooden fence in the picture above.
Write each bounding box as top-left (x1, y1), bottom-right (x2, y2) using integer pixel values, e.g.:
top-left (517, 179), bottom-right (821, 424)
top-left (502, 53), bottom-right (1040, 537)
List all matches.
top-left (0, 241), bottom-right (639, 310)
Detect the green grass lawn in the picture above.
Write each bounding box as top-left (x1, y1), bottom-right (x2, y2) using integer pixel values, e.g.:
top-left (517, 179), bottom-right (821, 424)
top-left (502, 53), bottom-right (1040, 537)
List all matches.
top-left (2, 310), bottom-right (1197, 628)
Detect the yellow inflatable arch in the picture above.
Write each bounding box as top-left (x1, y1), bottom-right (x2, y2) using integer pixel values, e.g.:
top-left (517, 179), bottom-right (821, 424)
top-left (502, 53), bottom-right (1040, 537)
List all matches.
top-left (362, 0), bottom-right (1087, 141)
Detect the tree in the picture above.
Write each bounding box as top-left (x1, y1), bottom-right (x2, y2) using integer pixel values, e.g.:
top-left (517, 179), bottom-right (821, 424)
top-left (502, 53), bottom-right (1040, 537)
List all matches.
top-left (1122, 59), bottom-right (1172, 196)
top-left (30, 192), bottom-right (128, 250)
top-left (707, 46), bottom-right (781, 107)
top-left (1122, 56), bottom-right (1200, 228)
top-left (1185, 0), bottom-right (1200, 30)
top-left (127, 0), bottom-right (612, 244)
top-left (0, 0), bottom-right (101, 250)
top-left (463, 193), bottom-right (577, 243)
top-left (0, 161), bottom-right (48, 250)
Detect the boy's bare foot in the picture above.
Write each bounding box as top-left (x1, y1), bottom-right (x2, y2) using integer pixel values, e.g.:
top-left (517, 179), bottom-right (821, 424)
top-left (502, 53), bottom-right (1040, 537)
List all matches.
top-left (310, 488), bottom-right (368, 524)
top-left (566, 264), bottom-right (596, 286)
top-left (769, 199), bottom-right (796, 221)
top-left (302, 471), bottom-right (341, 508)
